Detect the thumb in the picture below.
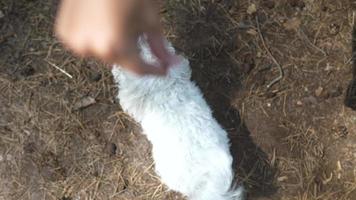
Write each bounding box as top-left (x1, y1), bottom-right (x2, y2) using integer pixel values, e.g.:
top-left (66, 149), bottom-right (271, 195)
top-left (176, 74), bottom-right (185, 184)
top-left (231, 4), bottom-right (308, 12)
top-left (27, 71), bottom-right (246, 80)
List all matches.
top-left (116, 45), bottom-right (167, 76)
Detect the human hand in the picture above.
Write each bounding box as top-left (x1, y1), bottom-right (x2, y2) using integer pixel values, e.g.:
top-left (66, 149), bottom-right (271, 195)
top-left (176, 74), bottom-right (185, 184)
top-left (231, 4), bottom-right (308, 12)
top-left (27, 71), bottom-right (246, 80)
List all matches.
top-left (55, 0), bottom-right (173, 75)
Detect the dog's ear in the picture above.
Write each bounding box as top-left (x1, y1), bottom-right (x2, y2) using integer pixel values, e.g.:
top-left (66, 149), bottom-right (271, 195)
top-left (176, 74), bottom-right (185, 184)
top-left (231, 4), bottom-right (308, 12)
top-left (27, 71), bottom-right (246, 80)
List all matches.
top-left (183, 62), bottom-right (192, 79)
top-left (175, 58), bottom-right (192, 80)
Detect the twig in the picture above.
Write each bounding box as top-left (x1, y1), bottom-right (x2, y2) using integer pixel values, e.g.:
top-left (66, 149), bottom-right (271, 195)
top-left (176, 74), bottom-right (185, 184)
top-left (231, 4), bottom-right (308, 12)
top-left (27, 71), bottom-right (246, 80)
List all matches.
top-left (255, 16), bottom-right (284, 89)
top-left (298, 28), bottom-right (327, 56)
top-left (45, 60), bottom-right (73, 79)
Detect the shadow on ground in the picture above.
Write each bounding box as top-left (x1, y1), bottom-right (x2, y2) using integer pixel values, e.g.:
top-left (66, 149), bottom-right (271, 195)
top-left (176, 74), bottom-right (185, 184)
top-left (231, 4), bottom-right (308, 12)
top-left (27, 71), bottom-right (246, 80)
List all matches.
top-left (166, 0), bottom-right (277, 198)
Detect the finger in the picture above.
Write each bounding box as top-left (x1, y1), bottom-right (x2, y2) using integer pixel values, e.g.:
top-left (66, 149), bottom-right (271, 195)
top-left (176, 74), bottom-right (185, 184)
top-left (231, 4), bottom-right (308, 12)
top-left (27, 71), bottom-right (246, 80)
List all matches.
top-left (146, 31), bottom-right (170, 64)
top-left (139, 1), bottom-right (174, 69)
top-left (119, 54), bottom-right (167, 76)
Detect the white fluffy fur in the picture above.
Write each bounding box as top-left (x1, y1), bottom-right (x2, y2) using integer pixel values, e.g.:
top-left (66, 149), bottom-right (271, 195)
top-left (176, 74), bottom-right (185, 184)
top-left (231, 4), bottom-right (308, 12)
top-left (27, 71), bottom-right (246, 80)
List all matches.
top-left (112, 37), bottom-right (244, 200)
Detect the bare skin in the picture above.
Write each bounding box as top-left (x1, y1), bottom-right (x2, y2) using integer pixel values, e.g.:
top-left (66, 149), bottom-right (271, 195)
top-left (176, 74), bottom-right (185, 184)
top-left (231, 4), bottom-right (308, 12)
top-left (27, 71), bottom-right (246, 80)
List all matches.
top-left (55, 0), bottom-right (175, 75)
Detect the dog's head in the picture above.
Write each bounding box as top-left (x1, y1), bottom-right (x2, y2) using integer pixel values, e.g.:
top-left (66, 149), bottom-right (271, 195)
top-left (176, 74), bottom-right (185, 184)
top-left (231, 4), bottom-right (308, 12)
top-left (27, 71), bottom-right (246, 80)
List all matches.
top-left (112, 36), bottom-right (191, 94)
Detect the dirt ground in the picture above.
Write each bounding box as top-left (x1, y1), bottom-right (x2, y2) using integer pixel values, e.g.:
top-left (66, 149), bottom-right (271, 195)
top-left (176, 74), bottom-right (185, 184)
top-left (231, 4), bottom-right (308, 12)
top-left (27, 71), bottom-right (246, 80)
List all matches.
top-left (1, 0), bottom-right (356, 199)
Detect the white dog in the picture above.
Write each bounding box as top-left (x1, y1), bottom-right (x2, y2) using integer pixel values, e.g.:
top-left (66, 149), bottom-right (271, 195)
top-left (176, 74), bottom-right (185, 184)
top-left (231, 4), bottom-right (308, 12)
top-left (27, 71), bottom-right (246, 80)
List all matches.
top-left (112, 36), bottom-right (244, 200)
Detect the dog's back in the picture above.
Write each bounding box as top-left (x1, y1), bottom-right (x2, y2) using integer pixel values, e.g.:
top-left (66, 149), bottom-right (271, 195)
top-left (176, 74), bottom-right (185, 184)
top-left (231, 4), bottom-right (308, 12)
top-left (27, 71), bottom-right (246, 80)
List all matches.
top-left (112, 37), bottom-right (244, 200)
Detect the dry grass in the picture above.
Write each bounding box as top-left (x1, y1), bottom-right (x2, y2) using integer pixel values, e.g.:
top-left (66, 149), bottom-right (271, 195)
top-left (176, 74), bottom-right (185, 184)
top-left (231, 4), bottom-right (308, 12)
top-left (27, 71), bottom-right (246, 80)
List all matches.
top-left (0, 0), bottom-right (356, 200)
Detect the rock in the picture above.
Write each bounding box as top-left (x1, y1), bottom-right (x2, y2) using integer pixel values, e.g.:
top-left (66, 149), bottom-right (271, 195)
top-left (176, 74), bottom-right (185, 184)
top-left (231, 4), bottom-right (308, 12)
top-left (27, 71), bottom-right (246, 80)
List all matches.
top-left (297, 100), bottom-right (303, 106)
top-left (277, 176), bottom-right (288, 182)
top-left (246, 28), bottom-right (257, 36)
top-left (247, 4), bottom-right (257, 15)
top-left (315, 86), bottom-right (323, 97)
top-left (72, 96), bottom-right (96, 111)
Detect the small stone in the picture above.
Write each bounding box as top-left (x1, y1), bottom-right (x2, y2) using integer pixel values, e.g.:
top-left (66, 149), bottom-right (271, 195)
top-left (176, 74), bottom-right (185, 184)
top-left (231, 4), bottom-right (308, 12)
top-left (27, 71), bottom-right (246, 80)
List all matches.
top-left (72, 96), bottom-right (96, 111)
top-left (315, 86), bottom-right (323, 97)
top-left (246, 28), bottom-right (257, 36)
top-left (0, 10), bottom-right (4, 19)
top-left (247, 4), bottom-right (257, 15)
top-left (297, 100), bottom-right (303, 106)
top-left (256, 52), bottom-right (262, 58)
top-left (277, 176), bottom-right (288, 182)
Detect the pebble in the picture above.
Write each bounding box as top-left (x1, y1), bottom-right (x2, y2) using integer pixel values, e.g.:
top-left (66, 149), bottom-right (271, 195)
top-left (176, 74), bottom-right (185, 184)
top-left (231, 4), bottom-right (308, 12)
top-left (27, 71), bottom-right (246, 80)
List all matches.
top-left (315, 86), bottom-right (323, 97)
top-left (277, 176), bottom-right (288, 182)
top-left (72, 96), bottom-right (96, 111)
top-left (247, 4), bottom-right (257, 15)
